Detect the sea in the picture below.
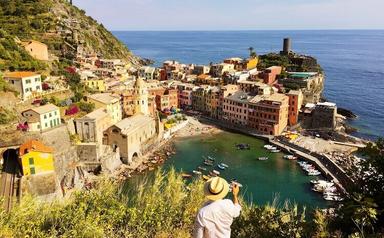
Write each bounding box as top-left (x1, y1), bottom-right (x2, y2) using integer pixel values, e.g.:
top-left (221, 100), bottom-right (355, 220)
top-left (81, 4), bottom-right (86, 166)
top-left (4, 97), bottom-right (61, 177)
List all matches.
top-left (113, 30), bottom-right (384, 140)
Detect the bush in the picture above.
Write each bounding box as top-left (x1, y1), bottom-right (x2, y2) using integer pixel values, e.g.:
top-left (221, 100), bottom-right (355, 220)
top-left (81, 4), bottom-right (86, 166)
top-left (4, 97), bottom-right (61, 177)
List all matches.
top-left (78, 101), bottom-right (95, 113)
top-left (0, 107), bottom-right (16, 124)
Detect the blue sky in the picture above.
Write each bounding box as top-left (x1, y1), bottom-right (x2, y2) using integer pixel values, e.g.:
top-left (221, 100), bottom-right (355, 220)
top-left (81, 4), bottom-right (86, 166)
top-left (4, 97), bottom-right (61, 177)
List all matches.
top-left (74, 0), bottom-right (384, 30)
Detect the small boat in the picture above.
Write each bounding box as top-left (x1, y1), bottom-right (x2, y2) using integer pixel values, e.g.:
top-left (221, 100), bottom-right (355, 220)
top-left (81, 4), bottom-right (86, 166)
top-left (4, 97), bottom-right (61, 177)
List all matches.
top-left (308, 170), bottom-right (321, 176)
top-left (220, 163), bottom-right (229, 168)
top-left (236, 143), bottom-right (250, 150)
top-left (258, 157), bottom-right (269, 161)
top-left (283, 155), bottom-right (297, 160)
top-left (204, 161), bottom-right (213, 166)
top-left (212, 170), bottom-right (220, 175)
top-left (198, 166), bottom-right (207, 171)
top-left (181, 173), bottom-right (192, 178)
top-left (217, 164), bottom-right (226, 170)
top-left (207, 156), bottom-right (215, 161)
top-left (264, 144), bottom-right (273, 149)
top-left (271, 149), bottom-right (280, 153)
top-left (202, 175), bottom-right (211, 181)
top-left (193, 170), bottom-right (202, 175)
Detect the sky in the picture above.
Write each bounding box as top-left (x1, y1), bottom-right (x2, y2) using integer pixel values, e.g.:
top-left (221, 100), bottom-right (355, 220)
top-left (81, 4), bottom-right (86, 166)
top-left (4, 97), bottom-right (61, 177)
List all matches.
top-left (74, 0), bottom-right (384, 31)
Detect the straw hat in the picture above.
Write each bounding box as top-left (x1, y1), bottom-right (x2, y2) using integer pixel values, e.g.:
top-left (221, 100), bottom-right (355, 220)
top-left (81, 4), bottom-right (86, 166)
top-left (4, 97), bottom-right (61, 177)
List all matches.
top-left (204, 177), bottom-right (229, 201)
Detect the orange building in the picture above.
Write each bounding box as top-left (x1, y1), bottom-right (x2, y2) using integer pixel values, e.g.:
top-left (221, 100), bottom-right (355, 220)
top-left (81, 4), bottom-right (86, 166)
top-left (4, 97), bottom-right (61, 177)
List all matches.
top-left (148, 87), bottom-right (178, 111)
top-left (286, 90), bottom-right (304, 126)
top-left (260, 66), bottom-right (282, 85)
top-left (248, 93), bottom-right (289, 135)
top-left (21, 40), bottom-right (49, 61)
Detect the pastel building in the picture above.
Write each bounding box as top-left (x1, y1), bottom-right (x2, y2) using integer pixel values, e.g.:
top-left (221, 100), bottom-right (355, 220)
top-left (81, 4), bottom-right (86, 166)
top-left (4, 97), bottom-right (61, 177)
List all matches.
top-left (248, 94), bottom-right (289, 135)
top-left (22, 104), bottom-right (61, 132)
top-left (222, 91), bottom-right (250, 126)
top-left (286, 90), bottom-right (304, 126)
top-left (4, 72), bottom-right (42, 100)
top-left (21, 40), bottom-right (49, 61)
top-left (104, 115), bottom-right (158, 164)
top-left (75, 108), bottom-right (113, 143)
top-left (87, 93), bottom-right (122, 124)
top-left (19, 140), bottom-right (54, 176)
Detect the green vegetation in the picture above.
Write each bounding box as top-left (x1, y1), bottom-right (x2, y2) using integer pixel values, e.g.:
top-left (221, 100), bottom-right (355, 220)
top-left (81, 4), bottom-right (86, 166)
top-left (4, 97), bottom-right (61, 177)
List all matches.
top-left (0, 0), bottom-right (137, 73)
top-left (0, 29), bottom-right (46, 71)
top-left (0, 107), bottom-right (16, 124)
top-left (0, 74), bottom-right (18, 95)
top-left (1, 166), bottom-right (384, 237)
top-left (77, 101), bottom-right (95, 113)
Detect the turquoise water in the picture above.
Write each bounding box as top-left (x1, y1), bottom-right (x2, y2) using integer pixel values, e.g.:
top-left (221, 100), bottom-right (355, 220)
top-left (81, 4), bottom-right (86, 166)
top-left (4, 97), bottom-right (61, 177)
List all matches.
top-left (160, 131), bottom-right (328, 209)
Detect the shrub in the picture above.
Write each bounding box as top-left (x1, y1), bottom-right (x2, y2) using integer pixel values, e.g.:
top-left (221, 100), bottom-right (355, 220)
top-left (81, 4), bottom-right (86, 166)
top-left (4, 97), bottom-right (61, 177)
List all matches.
top-left (78, 101), bottom-right (95, 113)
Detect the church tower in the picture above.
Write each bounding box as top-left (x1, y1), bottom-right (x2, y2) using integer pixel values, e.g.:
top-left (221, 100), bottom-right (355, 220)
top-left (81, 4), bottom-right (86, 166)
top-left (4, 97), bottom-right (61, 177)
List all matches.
top-left (133, 77), bottom-right (149, 115)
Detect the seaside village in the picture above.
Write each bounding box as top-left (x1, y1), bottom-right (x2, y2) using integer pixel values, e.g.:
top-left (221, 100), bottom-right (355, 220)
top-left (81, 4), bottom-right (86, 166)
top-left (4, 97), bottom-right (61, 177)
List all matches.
top-left (0, 38), bottom-right (364, 202)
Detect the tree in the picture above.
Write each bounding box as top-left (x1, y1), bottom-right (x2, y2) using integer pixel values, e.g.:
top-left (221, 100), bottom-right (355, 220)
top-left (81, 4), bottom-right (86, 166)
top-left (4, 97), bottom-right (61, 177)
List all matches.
top-left (248, 47), bottom-right (257, 58)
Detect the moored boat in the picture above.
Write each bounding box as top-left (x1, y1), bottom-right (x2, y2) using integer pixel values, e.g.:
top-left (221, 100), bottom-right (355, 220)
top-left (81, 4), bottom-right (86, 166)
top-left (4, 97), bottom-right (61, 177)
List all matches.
top-left (283, 155), bottom-right (297, 160)
top-left (217, 164), bottom-right (226, 170)
top-left (258, 157), bottom-right (269, 161)
top-left (181, 173), bottom-right (192, 178)
top-left (198, 166), bottom-right (207, 171)
top-left (271, 149), bottom-right (280, 153)
top-left (212, 170), bottom-right (220, 175)
top-left (220, 163), bottom-right (229, 168)
top-left (193, 170), bottom-right (202, 175)
top-left (308, 170), bottom-right (321, 176)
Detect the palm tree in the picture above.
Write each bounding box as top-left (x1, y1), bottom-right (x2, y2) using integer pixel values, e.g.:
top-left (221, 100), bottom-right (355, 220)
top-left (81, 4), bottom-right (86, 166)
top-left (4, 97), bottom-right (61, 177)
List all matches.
top-left (248, 47), bottom-right (257, 58)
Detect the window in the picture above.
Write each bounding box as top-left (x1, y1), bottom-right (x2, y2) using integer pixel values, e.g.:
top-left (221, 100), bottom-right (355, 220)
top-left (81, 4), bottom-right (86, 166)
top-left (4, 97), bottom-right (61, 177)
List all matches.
top-left (36, 86), bottom-right (40, 90)
top-left (35, 78), bottom-right (40, 82)
top-left (44, 115), bottom-right (47, 119)
top-left (29, 158), bottom-right (35, 175)
top-left (25, 79), bottom-right (31, 84)
top-left (49, 113), bottom-right (52, 117)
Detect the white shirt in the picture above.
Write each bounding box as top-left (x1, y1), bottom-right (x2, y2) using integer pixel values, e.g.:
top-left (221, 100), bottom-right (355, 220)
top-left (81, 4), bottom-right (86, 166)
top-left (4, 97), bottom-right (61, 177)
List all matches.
top-left (193, 199), bottom-right (241, 238)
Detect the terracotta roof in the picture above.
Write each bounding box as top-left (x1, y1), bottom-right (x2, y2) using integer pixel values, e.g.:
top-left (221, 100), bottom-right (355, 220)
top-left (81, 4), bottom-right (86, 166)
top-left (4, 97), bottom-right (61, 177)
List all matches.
top-left (19, 140), bottom-right (54, 156)
top-left (4, 71), bottom-right (40, 79)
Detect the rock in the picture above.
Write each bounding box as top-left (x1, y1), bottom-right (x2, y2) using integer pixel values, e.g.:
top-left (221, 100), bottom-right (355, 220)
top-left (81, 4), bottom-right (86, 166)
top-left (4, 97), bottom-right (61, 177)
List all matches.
top-left (337, 107), bottom-right (357, 119)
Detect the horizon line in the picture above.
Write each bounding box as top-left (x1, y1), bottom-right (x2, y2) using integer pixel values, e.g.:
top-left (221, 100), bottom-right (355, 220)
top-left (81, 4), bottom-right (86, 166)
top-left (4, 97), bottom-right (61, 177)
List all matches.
top-left (110, 28), bottom-right (384, 32)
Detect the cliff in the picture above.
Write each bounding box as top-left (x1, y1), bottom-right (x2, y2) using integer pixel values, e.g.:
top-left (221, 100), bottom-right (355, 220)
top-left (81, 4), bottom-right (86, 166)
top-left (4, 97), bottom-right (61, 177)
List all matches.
top-left (0, 0), bottom-right (142, 71)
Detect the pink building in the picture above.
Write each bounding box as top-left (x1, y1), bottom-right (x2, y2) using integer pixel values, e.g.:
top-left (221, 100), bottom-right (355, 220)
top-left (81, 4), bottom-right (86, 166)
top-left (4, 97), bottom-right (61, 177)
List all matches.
top-left (222, 91), bottom-right (250, 126)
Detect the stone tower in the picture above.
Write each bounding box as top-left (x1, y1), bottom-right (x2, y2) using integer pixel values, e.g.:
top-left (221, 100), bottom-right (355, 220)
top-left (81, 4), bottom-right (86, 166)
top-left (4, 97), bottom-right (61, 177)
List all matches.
top-left (133, 77), bottom-right (149, 115)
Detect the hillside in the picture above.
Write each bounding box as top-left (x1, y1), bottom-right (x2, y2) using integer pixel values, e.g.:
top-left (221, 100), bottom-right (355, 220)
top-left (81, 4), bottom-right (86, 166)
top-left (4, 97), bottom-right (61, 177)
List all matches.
top-left (0, 0), bottom-right (142, 71)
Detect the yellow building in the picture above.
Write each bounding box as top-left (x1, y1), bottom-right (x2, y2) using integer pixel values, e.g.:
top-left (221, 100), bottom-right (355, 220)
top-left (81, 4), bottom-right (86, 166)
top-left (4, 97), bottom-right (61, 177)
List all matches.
top-left (85, 79), bottom-right (106, 92)
top-left (245, 57), bottom-right (258, 70)
top-left (19, 140), bottom-right (54, 176)
top-left (87, 93), bottom-right (122, 124)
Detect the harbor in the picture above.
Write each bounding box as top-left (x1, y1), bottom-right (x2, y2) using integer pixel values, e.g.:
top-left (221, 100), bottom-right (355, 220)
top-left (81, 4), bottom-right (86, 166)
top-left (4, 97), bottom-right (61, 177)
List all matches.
top-left (127, 130), bottom-right (334, 209)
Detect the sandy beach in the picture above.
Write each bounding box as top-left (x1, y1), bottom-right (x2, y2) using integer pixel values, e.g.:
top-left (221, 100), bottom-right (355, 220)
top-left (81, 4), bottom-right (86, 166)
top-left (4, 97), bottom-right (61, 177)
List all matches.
top-left (174, 116), bottom-right (222, 138)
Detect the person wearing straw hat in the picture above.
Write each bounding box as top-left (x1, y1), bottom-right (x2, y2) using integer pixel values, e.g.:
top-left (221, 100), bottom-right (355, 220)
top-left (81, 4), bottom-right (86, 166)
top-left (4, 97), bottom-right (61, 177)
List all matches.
top-left (193, 177), bottom-right (241, 238)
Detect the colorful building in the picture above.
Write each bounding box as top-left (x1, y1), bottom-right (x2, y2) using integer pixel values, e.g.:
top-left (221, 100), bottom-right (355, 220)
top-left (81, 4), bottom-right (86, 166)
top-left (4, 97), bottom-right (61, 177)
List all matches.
top-left (87, 93), bottom-right (122, 124)
top-left (19, 140), bottom-right (54, 176)
top-left (21, 40), bottom-right (49, 61)
top-left (21, 104), bottom-right (61, 132)
top-left (222, 91), bottom-right (250, 126)
top-left (4, 72), bottom-right (42, 100)
top-left (286, 90), bottom-right (304, 126)
top-left (85, 78), bottom-right (106, 92)
top-left (248, 93), bottom-right (289, 135)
